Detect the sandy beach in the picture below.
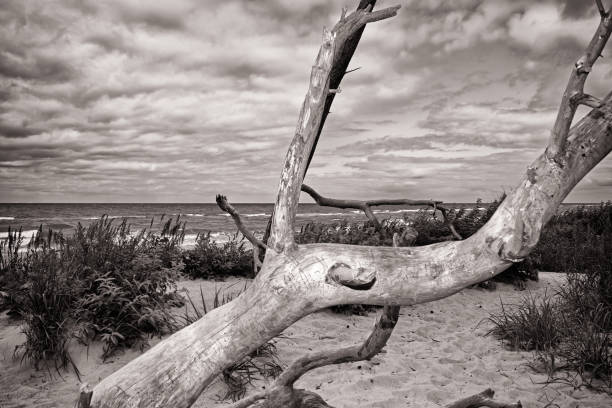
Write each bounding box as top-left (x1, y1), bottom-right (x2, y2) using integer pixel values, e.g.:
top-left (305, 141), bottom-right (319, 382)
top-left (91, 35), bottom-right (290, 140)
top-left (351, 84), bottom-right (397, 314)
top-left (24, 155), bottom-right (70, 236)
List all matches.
top-left (1, 272), bottom-right (610, 408)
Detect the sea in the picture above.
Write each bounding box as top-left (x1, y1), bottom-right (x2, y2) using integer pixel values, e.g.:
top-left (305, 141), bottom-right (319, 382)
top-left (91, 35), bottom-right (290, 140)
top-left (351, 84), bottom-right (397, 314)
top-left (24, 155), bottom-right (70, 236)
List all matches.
top-left (0, 202), bottom-right (601, 249)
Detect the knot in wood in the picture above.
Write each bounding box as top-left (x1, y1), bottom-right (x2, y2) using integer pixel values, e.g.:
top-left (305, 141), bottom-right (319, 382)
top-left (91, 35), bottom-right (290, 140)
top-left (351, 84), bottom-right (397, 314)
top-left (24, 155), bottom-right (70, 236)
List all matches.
top-left (326, 262), bottom-right (376, 290)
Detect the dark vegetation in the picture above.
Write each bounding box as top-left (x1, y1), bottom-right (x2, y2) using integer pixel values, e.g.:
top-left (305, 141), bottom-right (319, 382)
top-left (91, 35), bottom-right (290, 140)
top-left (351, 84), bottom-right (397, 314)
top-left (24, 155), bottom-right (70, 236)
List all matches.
top-left (1, 201), bottom-right (609, 393)
top-left (488, 202), bottom-right (612, 393)
top-left (0, 216), bottom-right (186, 375)
top-left (182, 232), bottom-right (252, 280)
top-left (0, 218), bottom-right (280, 398)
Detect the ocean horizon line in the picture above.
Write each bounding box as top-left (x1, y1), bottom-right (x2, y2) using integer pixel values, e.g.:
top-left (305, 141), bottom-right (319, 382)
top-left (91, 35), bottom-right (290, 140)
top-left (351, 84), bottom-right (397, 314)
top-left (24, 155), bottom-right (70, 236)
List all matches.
top-left (0, 201), bottom-right (609, 205)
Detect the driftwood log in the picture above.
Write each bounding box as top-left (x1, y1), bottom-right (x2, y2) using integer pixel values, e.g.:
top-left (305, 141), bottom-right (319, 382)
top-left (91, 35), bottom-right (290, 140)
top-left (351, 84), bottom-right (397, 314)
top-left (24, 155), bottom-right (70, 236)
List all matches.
top-left (80, 1), bottom-right (612, 407)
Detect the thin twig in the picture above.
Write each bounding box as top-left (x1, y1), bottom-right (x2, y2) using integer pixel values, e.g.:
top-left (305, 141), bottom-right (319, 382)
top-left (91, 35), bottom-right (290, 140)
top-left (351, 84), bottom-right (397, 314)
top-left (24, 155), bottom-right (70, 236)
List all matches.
top-left (216, 194), bottom-right (267, 250)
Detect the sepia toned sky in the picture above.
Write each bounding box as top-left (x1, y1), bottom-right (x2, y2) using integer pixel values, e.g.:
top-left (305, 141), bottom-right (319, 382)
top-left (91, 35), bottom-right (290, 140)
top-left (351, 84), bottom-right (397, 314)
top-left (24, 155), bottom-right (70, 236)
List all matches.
top-left (1, 0), bottom-right (611, 203)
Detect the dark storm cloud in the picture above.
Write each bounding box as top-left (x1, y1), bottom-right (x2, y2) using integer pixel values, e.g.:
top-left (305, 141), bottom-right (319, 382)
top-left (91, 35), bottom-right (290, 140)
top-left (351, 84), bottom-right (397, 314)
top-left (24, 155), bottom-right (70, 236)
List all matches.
top-left (0, 0), bottom-right (610, 202)
top-left (557, 0), bottom-right (600, 19)
top-left (0, 123), bottom-right (43, 138)
top-left (0, 53), bottom-right (75, 83)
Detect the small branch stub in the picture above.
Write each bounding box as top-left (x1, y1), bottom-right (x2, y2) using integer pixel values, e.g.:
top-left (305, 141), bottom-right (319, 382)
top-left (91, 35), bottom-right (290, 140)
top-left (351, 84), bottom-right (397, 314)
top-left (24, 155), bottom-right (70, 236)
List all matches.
top-left (572, 92), bottom-right (603, 108)
top-left (596, 0), bottom-right (607, 17)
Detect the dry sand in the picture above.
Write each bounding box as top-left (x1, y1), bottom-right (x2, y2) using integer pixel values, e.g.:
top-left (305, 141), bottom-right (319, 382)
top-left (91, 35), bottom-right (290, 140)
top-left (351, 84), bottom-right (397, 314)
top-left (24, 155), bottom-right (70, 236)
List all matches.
top-left (1, 272), bottom-right (611, 407)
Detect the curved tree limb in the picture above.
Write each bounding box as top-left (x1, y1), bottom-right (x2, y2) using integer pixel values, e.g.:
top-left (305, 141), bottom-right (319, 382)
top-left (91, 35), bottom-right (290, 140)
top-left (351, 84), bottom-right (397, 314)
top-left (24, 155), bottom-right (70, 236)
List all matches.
top-left (228, 305), bottom-right (399, 408)
top-left (546, 0), bottom-right (612, 160)
top-left (301, 183), bottom-right (462, 240)
top-left (268, 4), bottom-right (401, 252)
top-left (229, 236), bottom-right (403, 408)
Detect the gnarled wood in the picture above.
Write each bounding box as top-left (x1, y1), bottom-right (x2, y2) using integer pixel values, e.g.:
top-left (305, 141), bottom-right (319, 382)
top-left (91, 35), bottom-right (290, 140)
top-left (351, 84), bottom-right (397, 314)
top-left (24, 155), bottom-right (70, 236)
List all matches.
top-left (268, 4), bottom-right (400, 252)
top-left (86, 3), bottom-right (612, 407)
top-left (230, 235), bottom-right (403, 408)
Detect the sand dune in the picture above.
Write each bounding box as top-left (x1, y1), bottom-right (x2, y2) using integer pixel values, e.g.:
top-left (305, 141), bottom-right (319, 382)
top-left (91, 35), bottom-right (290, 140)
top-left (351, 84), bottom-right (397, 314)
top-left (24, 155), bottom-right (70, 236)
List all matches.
top-left (1, 273), bottom-right (610, 407)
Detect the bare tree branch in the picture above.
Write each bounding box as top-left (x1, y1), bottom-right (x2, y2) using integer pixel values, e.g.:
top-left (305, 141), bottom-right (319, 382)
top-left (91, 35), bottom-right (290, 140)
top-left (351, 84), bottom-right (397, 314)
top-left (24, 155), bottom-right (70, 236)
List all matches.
top-left (301, 184), bottom-right (383, 231)
top-left (268, 4), bottom-right (400, 251)
top-left (305, 0), bottom-right (378, 174)
top-left (547, 3), bottom-right (612, 160)
top-left (216, 194), bottom-right (268, 250)
top-left (445, 388), bottom-right (521, 408)
top-left (301, 184), bottom-right (462, 240)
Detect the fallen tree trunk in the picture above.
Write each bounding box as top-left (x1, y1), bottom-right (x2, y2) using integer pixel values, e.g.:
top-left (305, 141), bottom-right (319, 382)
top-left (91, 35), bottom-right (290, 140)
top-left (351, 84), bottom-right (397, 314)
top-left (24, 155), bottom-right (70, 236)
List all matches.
top-left (84, 2), bottom-right (612, 407)
top-left (85, 98), bottom-right (612, 408)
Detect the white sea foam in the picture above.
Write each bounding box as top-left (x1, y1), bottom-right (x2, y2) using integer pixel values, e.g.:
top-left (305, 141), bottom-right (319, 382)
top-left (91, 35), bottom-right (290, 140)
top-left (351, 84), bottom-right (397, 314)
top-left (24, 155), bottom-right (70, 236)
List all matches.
top-left (0, 216), bottom-right (15, 220)
top-left (0, 229), bottom-right (39, 240)
top-left (244, 213), bottom-right (269, 217)
top-left (185, 213), bottom-right (205, 217)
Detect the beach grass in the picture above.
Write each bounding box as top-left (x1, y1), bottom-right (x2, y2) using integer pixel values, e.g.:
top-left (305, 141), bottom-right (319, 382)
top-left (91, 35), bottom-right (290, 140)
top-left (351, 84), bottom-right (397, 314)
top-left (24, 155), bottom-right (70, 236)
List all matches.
top-left (1, 201), bottom-right (611, 396)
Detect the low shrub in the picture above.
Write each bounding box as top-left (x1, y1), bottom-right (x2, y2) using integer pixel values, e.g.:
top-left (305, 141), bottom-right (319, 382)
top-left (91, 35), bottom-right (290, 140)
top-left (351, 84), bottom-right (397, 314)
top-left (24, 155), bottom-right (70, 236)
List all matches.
top-left (1, 216), bottom-right (186, 371)
top-left (488, 266), bottom-right (612, 392)
top-left (524, 202), bottom-right (611, 275)
top-left (66, 216), bottom-right (185, 359)
top-left (16, 236), bottom-right (80, 378)
top-left (0, 227), bottom-right (29, 316)
top-left (182, 232), bottom-right (253, 279)
top-left (487, 291), bottom-right (561, 351)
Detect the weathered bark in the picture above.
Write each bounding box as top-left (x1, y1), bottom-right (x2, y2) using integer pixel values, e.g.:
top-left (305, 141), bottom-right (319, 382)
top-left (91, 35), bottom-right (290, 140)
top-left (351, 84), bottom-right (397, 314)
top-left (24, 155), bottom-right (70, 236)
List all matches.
top-left (304, 0), bottom-right (380, 174)
top-left (229, 234), bottom-right (403, 408)
top-left (85, 2), bottom-right (612, 407)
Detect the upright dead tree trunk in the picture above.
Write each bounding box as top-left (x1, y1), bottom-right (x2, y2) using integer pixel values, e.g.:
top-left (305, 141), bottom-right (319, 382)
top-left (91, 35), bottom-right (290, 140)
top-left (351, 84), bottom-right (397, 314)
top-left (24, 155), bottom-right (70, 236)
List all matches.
top-left (83, 2), bottom-right (612, 407)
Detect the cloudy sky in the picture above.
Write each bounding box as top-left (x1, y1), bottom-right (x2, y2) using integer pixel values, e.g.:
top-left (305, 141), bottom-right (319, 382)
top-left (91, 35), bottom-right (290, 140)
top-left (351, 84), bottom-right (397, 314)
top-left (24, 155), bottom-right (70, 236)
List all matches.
top-left (1, 0), bottom-right (611, 203)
